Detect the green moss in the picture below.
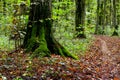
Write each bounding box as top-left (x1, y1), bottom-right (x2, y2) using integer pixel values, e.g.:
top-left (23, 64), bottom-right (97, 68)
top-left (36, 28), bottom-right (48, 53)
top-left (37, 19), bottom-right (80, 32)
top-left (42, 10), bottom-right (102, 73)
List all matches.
top-left (57, 48), bottom-right (65, 57)
top-left (32, 47), bottom-right (50, 58)
top-left (32, 38), bottom-right (50, 57)
top-left (62, 47), bottom-right (78, 60)
top-left (26, 37), bottom-right (39, 52)
top-left (26, 37), bottom-right (51, 58)
top-left (50, 38), bottom-right (78, 60)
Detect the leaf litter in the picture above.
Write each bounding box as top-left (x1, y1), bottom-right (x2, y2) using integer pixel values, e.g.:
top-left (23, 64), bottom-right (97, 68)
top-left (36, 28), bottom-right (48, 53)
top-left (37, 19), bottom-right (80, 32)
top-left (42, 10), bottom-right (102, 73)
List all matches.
top-left (0, 35), bottom-right (120, 80)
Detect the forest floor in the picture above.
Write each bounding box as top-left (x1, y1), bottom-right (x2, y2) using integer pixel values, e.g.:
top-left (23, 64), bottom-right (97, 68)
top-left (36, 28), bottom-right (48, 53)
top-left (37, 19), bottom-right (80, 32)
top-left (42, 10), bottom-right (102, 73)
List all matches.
top-left (0, 35), bottom-right (120, 80)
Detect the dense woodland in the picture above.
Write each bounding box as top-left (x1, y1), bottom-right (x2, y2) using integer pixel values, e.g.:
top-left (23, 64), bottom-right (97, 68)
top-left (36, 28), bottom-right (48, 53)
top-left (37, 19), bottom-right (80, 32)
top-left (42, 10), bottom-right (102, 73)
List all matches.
top-left (0, 0), bottom-right (120, 79)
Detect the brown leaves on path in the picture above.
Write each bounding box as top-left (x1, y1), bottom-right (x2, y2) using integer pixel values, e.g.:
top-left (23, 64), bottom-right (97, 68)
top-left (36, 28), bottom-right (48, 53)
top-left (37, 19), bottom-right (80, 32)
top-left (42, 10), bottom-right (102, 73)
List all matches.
top-left (82, 35), bottom-right (120, 79)
top-left (0, 35), bottom-right (120, 80)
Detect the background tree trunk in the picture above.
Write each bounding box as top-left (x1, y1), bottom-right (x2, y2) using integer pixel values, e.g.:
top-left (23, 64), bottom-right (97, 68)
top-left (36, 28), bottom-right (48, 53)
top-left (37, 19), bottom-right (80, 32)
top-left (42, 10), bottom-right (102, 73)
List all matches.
top-left (95, 0), bottom-right (105, 34)
top-left (112, 0), bottom-right (118, 36)
top-left (102, 0), bottom-right (106, 34)
top-left (23, 0), bottom-right (78, 59)
top-left (75, 0), bottom-right (86, 38)
top-left (95, 0), bottom-right (100, 34)
top-left (3, 0), bottom-right (6, 16)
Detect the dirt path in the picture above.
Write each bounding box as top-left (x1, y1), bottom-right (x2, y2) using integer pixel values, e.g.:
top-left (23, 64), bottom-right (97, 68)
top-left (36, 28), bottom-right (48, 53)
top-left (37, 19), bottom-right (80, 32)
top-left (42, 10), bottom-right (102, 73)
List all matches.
top-left (99, 36), bottom-right (120, 79)
top-left (99, 38), bottom-right (111, 54)
top-left (81, 35), bottom-right (120, 79)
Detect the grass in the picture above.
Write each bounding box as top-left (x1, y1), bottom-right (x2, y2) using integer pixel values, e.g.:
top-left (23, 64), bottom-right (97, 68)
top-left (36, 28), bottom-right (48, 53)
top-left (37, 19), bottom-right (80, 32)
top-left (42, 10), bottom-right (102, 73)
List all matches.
top-left (0, 35), bottom-right (14, 51)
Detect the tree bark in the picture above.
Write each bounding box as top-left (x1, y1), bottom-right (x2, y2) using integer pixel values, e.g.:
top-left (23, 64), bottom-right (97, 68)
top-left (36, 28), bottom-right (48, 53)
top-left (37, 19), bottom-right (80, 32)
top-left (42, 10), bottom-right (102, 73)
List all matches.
top-left (75, 0), bottom-right (86, 38)
top-left (3, 0), bottom-right (6, 16)
top-left (112, 0), bottom-right (118, 36)
top-left (95, 0), bottom-right (100, 34)
top-left (95, 0), bottom-right (105, 34)
top-left (23, 0), bottom-right (78, 59)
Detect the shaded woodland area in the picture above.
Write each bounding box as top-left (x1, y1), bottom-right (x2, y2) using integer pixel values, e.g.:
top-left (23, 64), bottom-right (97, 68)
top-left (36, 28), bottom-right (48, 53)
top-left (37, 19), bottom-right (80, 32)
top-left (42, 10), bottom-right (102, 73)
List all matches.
top-left (0, 0), bottom-right (120, 79)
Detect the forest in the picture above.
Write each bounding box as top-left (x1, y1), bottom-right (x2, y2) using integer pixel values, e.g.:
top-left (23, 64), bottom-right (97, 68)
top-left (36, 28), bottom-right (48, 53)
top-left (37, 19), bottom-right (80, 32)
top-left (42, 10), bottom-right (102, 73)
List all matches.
top-left (0, 0), bottom-right (120, 79)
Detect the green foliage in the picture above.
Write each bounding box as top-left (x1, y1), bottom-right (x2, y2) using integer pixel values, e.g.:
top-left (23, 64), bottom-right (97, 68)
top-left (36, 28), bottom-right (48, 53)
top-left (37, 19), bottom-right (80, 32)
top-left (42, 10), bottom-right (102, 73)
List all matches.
top-left (0, 35), bottom-right (14, 51)
top-left (1, 0), bottom-right (118, 56)
top-left (0, 0), bottom-right (29, 51)
top-left (13, 77), bottom-right (23, 80)
top-left (0, 15), bottom-right (12, 35)
top-left (52, 0), bottom-right (93, 55)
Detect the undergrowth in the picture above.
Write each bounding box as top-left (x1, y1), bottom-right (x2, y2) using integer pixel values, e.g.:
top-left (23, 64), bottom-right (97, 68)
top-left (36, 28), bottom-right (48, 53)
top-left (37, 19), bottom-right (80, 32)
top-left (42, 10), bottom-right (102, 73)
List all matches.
top-left (0, 35), bottom-right (14, 51)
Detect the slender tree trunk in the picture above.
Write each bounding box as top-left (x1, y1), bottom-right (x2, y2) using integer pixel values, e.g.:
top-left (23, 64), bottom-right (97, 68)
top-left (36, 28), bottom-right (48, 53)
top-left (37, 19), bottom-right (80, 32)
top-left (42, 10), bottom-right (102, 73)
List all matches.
top-left (23, 0), bottom-right (77, 59)
top-left (109, 0), bottom-right (112, 27)
top-left (102, 0), bottom-right (106, 34)
top-left (95, 0), bottom-right (100, 34)
top-left (95, 0), bottom-right (105, 34)
top-left (3, 0), bottom-right (6, 16)
top-left (117, 4), bottom-right (120, 25)
top-left (112, 0), bottom-right (118, 36)
top-left (117, 0), bottom-right (120, 25)
top-left (86, 0), bottom-right (91, 24)
top-left (75, 0), bottom-right (86, 38)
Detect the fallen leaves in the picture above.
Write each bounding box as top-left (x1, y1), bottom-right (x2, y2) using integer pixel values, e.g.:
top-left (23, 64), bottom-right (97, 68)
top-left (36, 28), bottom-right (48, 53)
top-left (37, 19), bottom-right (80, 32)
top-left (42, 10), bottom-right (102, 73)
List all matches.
top-left (0, 35), bottom-right (120, 79)
top-left (113, 77), bottom-right (120, 80)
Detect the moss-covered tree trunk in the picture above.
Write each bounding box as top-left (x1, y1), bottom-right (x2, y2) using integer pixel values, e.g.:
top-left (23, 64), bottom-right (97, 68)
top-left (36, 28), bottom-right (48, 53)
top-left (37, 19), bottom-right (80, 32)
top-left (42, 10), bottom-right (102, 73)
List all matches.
top-left (23, 0), bottom-right (77, 59)
top-left (75, 0), bottom-right (86, 38)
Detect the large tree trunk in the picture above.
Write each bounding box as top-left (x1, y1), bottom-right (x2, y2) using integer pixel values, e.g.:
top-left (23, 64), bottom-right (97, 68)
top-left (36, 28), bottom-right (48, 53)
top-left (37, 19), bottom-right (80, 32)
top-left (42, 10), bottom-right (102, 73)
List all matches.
top-left (75, 0), bottom-right (86, 38)
top-left (23, 0), bottom-right (77, 59)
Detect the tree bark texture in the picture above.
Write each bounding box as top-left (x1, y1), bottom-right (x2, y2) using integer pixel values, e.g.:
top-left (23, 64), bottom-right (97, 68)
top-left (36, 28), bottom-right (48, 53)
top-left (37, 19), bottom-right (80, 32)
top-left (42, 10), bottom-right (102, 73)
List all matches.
top-left (75, 0), bottom-right (86, 38)
top-left (23, 0), bottom-right (78, 59)
top-left (95, 0), bottom-right (105, 34)
top-left (112, 0), bottom-right (118, 36)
